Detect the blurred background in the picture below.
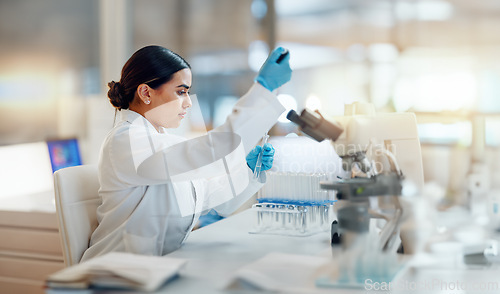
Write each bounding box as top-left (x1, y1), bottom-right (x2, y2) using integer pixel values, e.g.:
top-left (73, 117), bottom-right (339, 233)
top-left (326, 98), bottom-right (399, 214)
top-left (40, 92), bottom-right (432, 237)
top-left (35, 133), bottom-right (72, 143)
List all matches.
top-left (2, 0), bottom-right (500, 205)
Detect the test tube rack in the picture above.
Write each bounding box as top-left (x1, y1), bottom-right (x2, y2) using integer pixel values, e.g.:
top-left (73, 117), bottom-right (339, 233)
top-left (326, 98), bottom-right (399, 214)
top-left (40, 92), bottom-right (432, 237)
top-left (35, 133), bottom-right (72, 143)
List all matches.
top-left (251, 172), bottom-right (337, 236)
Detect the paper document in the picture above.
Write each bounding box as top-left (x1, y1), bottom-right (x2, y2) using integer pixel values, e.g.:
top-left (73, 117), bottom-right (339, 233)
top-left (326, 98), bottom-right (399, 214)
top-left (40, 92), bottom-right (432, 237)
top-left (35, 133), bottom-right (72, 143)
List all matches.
top-left (225, 252), bottom-right (331, 293)
top-left (46, 252), bottom-right (187, 292)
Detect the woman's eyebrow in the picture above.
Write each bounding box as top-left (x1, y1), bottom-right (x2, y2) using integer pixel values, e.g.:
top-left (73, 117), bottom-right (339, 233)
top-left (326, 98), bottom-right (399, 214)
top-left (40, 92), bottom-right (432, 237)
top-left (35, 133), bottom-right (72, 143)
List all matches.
top-left (176, 84), bottom-right (190, 89)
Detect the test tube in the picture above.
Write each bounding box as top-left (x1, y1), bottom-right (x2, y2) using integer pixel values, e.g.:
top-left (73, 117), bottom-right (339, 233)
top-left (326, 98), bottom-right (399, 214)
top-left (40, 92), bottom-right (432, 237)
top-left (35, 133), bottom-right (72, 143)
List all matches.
top-left (255, 204), bottom-right (263, 228)
top-left (253, 133), bottom-right (270, 180)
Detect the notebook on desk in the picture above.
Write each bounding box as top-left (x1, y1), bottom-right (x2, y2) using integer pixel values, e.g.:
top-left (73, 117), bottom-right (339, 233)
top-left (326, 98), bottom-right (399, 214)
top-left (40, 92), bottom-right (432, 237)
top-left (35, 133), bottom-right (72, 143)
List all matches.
top-left (45, 252), bottom-right (187, 292)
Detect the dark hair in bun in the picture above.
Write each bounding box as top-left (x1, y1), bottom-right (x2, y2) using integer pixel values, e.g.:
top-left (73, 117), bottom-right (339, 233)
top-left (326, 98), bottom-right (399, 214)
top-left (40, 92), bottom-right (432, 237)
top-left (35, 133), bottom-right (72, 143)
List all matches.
top-left (107, 81), bottom-right (128, 109)
top-left (107, 45), bottom-right (191, 110)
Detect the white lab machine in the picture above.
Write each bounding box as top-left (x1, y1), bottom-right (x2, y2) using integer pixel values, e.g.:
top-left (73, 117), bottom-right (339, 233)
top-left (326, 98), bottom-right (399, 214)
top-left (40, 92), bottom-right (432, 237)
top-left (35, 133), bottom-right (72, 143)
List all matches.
top-left (332, 102), bottom-right (424, 190)
top-left (286, 102), bottom-right (424, 287)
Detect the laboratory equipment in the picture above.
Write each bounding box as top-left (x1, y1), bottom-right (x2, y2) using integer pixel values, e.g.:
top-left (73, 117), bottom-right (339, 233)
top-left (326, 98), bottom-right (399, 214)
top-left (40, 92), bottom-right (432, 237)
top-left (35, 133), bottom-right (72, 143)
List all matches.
top-left (286, 109), bottom-right (343, 143)
top-left (485, 240), bottom-right (500, 263)
top-left (253, 133), bottom-right (270, 180)
top-left (251, 172), bottom-right (337, 236)
top-left (288, 103), bottom-right (423, 248)
top-left (287, 102), bottom-right (424, 287)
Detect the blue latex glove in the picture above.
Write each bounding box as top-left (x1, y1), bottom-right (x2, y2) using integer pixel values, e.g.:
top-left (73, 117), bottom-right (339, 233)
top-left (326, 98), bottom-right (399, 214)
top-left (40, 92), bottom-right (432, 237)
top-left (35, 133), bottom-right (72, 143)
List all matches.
top-left (255, 47), bottom-right (292, 92)
top-left (246, 143), bottom-right (275, 172)
top-left (197, 209), bottom-right (224, 228)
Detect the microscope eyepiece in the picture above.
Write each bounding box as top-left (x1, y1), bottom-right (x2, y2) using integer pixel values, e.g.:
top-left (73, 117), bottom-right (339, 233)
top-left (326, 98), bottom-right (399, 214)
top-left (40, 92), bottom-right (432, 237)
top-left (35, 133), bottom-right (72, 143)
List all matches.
top-left (286, 108), bottom-right (344, 143)
top-left (286, 110), bottom-right (302, 127)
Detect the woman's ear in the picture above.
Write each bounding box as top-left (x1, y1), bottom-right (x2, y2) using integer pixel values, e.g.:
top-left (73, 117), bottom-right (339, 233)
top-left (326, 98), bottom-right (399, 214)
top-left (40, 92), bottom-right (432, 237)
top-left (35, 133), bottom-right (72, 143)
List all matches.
top-left (137, 84), bottom-right (151, 105)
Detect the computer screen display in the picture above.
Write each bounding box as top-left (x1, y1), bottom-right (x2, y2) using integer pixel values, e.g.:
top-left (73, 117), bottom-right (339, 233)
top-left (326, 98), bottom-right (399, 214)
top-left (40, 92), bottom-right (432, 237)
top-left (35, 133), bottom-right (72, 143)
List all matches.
top-left (46, 138), bottom-right (82, 172)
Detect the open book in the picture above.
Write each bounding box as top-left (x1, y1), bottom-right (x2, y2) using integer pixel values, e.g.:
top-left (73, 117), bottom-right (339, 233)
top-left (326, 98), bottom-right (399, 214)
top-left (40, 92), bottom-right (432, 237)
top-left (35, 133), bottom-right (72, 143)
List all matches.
top-left (46, 252), bottom-right (187, 292)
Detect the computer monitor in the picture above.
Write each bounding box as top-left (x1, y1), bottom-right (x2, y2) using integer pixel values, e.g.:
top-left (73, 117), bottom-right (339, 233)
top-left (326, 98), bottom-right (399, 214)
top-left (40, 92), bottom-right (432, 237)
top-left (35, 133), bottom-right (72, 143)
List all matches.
top-left (46, 138), bottom-right (82, 173)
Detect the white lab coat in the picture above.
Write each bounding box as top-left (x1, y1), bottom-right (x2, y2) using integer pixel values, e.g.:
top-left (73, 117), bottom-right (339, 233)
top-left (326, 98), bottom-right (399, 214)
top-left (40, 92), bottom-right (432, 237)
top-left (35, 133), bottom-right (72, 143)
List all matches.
top-left (81, 83), bottom-right (284, 262)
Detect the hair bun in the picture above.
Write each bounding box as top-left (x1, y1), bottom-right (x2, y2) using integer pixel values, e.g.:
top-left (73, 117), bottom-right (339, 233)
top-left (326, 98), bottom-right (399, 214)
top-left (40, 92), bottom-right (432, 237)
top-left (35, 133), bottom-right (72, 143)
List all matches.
top-left (107, 81), bottom-right (128, 110)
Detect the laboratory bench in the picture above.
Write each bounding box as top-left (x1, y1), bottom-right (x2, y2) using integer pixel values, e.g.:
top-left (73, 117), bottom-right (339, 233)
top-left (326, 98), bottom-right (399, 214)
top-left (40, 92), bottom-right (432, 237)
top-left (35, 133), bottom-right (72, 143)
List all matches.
top-left (39, 206), bottom-right (500, 294)
top-left (160, 209), bottom-right (500, 293)
top-left (0, 191), bottom-right (65, 294)
top-left (164, 209), bottom-right (334, 294)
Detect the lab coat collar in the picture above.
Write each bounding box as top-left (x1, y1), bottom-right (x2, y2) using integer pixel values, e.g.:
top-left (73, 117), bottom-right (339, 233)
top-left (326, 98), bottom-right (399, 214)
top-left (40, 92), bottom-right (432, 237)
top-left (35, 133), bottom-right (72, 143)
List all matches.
top-left (119, 109), bottom-right (144, 124)
top-left (119, 109), bottom-right (161, 133)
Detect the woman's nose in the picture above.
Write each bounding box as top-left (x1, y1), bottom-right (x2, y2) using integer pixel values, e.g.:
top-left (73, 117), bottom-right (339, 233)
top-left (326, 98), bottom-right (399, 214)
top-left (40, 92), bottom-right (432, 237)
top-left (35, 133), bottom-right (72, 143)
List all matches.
top-left (183, 95), bottom-right (192, 109)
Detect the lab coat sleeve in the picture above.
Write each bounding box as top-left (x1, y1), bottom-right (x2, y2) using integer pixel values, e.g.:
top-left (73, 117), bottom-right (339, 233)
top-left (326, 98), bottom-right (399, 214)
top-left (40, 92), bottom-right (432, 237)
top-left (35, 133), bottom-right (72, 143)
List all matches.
top-left (118, 83), bottom-right (284, 187)
top-left (198, 83), bottom-right (283, 215)
top-left (211, 172), bottom-right (266, 217)
top-left (212, 82), bottom-right (285, 154)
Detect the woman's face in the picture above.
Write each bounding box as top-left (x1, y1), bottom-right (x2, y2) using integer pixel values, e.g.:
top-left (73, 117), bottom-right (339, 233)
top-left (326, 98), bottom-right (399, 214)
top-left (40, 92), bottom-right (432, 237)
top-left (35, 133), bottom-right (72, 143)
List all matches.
top-left (145, 68), bottom-right (192, 130)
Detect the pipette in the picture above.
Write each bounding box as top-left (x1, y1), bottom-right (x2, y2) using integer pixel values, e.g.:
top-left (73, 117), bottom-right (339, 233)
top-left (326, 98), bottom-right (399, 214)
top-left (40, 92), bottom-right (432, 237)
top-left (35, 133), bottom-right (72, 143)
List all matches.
top-left (252, 50), bottom-right (287, 180)
top-left (253, 132), bottom-right (270, 180)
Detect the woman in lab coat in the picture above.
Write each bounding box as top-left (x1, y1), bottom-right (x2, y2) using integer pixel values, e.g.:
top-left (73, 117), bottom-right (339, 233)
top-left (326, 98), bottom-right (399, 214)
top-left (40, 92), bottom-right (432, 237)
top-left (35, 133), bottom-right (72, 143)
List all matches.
top-left (80, 45), bottom-right (291, 261)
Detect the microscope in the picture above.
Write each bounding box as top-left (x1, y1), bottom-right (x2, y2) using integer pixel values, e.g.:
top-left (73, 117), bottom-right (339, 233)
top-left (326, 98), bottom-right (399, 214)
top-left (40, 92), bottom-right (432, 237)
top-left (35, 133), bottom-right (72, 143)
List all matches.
top-left (287, 102), bottom-right (424, 254)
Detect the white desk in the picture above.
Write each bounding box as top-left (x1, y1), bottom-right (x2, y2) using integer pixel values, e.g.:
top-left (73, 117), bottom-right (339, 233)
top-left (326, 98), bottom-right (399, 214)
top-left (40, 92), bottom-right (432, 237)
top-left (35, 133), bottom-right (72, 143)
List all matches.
top-left (159, 209), bottom-right (500, 294)
top-left (162, 209), bottom-right (333, 294)
top-left (44, 208), bottom-right (500, 294)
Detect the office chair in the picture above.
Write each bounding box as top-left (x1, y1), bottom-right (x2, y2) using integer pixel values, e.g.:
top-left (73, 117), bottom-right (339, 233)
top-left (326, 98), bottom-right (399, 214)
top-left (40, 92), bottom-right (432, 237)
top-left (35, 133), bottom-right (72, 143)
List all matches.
top-left (53, 165), bottom-right (101, 266)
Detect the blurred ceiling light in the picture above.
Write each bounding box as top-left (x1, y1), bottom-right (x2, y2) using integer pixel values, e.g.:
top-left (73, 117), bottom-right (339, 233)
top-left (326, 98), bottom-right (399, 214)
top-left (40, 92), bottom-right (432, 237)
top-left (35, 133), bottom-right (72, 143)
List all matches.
top-left (251, 0), bottom-right (267, 19)
top-left (248, 40), bottom-right (270, 72)
top-left (396, 0), bottom-right (454, 21)
top-left (478, 71), bottom-right (500, 113)
top-left (361, 2), bottom-right (394, 28)
top-left (275, 0), bottom-right (341, 16)
top-left (277, 94), bottom-right (297, 123)
top-left (305, 94), bottom-right (322, 111)
top-left (277, 42), bottom-right (342, 69)
top-left (394, 72), bottom-right (477, 112)
top-left (417, 122), bottom-right (471, 145)
top-left (485, 119), bottom-right (500, 146)
top-left (416, 0), bottom-right (454, 21)
top-left (368, 43), bottom-right (399, 63)
top-left (0, 71), bottom-right (57, 102)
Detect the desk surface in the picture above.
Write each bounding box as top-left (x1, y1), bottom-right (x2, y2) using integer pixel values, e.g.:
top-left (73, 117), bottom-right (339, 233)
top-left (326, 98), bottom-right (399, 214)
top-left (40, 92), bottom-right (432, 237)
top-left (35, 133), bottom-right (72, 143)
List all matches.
top-left (161, 209), bottom-right (500, 294)
top-left (0, 191), bottom-right (55, 213)
top-left (165, 209), bottom-right (334, 294)
top-left (45, 208), bottom-right (500, 294)
top-left (0, 191), bottom-right (57, 230)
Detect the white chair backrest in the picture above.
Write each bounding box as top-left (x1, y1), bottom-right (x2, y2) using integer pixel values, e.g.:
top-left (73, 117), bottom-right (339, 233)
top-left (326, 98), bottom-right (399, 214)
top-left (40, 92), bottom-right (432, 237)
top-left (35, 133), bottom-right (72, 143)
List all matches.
top-left (53, 165), bottom-right (100, 266)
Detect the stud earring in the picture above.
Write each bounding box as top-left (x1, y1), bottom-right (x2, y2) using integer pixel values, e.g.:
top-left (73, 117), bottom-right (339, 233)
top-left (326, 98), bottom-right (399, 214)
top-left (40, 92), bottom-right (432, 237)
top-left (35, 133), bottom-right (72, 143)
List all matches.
top-left (145, 99), bottom-right (150, 105)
